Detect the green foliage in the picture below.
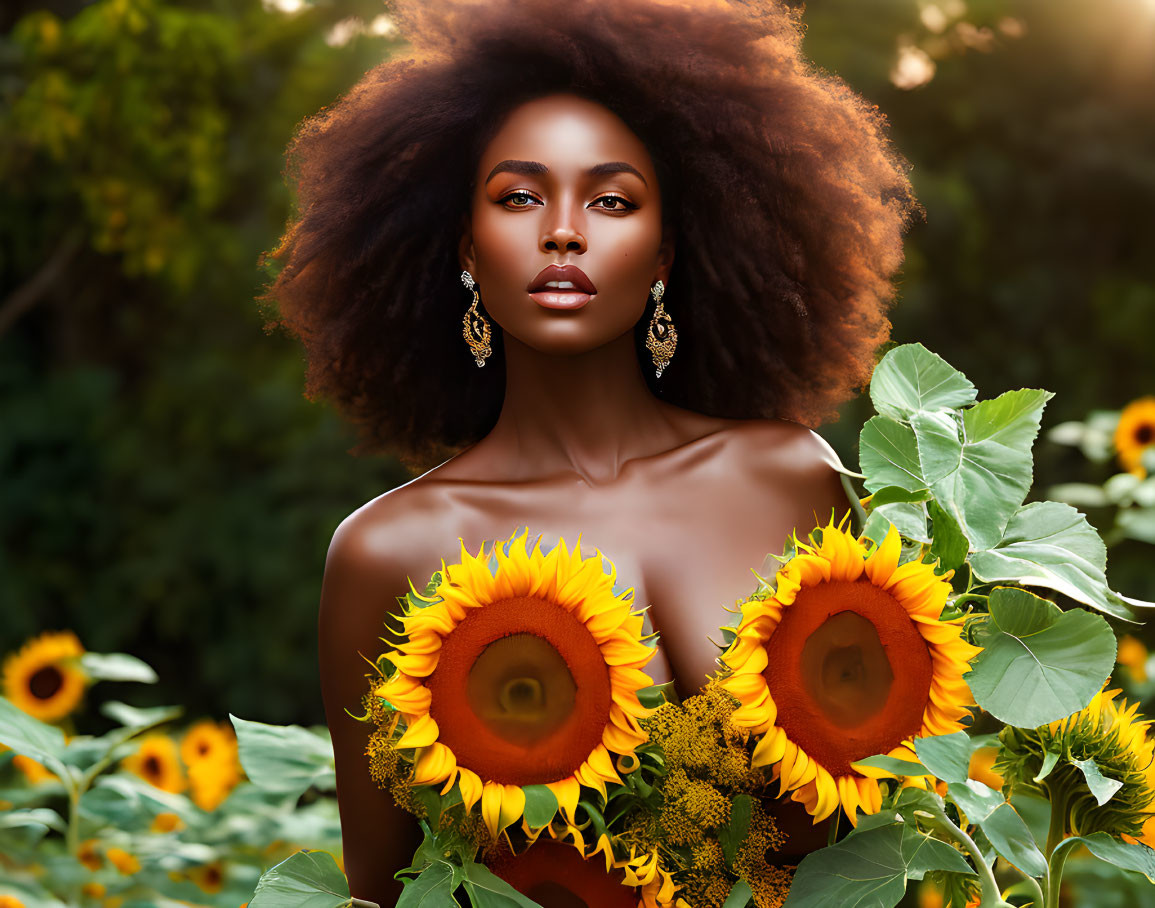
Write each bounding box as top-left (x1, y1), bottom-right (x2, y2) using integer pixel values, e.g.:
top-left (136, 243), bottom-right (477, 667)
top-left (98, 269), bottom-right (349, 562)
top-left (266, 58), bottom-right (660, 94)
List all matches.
top-left (250, 850), bottom-right (351, 908)
top-left (965, 587), bottom-right (1117, 727)
top-left (230, 714), bottom-right (336, 800)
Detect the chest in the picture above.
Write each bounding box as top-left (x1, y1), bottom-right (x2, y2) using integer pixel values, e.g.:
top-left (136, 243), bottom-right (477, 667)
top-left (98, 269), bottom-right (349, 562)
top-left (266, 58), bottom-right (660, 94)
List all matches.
top-left (421, 468), bottom-right (808, 698)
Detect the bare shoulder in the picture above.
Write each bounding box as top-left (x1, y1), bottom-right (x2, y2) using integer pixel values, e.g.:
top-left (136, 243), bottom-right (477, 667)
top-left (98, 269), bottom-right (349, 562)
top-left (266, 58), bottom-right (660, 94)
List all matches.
top-left (729, 418), bottom-right (850, 522)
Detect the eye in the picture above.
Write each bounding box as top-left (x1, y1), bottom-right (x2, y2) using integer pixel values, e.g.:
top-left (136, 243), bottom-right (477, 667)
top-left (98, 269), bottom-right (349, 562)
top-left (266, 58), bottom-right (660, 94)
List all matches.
top-left (499, 191), bottom-right (540, 208)
top-left (591, 195), bottom-right (638, 212)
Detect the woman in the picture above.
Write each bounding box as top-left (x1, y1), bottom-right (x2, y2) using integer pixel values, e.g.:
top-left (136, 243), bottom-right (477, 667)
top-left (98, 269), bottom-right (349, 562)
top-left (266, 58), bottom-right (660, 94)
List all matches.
top-left (259, 0), bottom-right (919, 902)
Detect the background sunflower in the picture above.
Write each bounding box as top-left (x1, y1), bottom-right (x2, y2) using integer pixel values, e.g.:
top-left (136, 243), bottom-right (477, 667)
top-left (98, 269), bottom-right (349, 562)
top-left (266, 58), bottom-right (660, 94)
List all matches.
top-left (2, 630), bottom-right (87, 722)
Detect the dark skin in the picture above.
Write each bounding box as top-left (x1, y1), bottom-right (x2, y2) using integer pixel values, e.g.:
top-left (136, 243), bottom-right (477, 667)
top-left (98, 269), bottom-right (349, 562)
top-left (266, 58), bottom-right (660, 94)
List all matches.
top-left (319, 94), bottom-right (851, 906)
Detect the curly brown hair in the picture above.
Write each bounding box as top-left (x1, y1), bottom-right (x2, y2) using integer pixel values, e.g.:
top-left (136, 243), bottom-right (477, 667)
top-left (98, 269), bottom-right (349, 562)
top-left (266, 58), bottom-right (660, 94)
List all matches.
top-left (259, 0), bottom-right (920, 472)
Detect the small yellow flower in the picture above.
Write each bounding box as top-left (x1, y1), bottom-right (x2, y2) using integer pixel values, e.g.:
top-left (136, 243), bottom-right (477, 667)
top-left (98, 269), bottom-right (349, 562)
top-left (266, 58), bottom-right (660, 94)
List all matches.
top-left (1115, 397), bottom-right (1155, 477)
top-left (122, 735), bottom-right (185, 793)
top-left (2, 631), bottom-right (87, 722)
top-left (0, 896), bottom-right (27, 908)
top-left (1117, 634), bottom-right (1149, 684)
top-left (77, 838), bottom-right (103, 871)
top-left (105, 847), bottom-right (140, 875)
top-left (180, 720), bottom-right (236, 767)
top-left (13, 753), bottom-right (58, 785)
top-left (150, 811), bottom-right (184, 833)
top-left (188, 861), bottom-right (226, 894)
top-left (188, 755), bottom-right (241, 811)
top-left (81, 882), bottom-right (106, 898)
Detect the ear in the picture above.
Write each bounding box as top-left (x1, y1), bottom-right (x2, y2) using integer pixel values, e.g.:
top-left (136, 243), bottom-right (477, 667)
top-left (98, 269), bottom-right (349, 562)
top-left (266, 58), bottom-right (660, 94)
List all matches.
top-left (458, 214), bottom-right (477, 275)
top-left (656, 225), bottom-right (675, 284)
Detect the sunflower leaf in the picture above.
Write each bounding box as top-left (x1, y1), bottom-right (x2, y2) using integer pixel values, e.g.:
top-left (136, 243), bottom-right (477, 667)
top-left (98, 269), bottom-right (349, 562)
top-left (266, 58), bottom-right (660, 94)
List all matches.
top-left (80, 652), bottom-right (157, 684)
top-left (461, 862), bottom-right (544, 907)
top-left (912, 389), bottom-right (1051, 551)
top-left (851, 754), bottom-right (929, 778)
top-left (249, 849), bottom-right (351, 908)
top-left (1069, 832), bottom-right (1155, 882)
top-left (520, 785), bottom-right (558, 829)
top-left (396, 861), bottom-right (461, 907)
top-left (963, 588), bottom-right (1116, 727)
top-left (945, 780), bottom-right (1047, 878)
top-left (863, 503), bottom-right (930, 545)
top-left (230, 715), bottom-right (336, 799)
top-left (783, 820), bottom-right (973, 908)
top-left (721, 793), bottom-right (753, 867)
top-left (1071, 758), bottom-right (1124, 806)
top-left (914, 732), bottom-right (971, 784)
top-left (867, 486), bottom-right (933, 508)
top-left (0, 697), bottom-right (69, 778)
top-left (969, 501), bottom-right (1148, 619)
top-left (928, 500), bottom-right (969, 573)
top-left (869, 343), bottom-right (978, 420)
top-left (859, 416), bottom-right (925, 493)
top-left (722, 879), bottom-right (754, 908)
top-left (1033, 749), bottom-right (1061, 783)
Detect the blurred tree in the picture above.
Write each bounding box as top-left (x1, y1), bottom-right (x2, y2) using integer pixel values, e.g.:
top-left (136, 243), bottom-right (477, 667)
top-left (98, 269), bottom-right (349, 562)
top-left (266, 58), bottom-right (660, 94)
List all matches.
top-left (0, 0), bottom-right (410, 723)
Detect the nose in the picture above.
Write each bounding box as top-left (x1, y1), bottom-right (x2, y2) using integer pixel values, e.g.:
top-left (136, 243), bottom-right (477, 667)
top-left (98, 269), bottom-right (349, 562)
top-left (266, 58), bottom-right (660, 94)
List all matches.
top-left (540, 201), bottom-right (587, 254)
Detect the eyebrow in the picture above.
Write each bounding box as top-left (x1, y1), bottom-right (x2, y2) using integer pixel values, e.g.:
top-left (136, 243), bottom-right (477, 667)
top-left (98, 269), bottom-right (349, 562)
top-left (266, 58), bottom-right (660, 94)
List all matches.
top-left (484, 159), bottom-right (648, 187)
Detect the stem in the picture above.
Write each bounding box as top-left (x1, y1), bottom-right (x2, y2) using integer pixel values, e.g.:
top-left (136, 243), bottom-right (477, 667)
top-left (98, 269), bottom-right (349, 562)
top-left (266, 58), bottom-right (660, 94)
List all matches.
top-left (1044, 838), bottom-right (1080, 908)
top-left (1045, 787), bottom-right (1070, 858)
top-left (1015, 868), bottom-right (1046, 908)
top-left (927, 817), bottom-right (1011, 908)
top-left (841, 474), bottom-right (868, 530)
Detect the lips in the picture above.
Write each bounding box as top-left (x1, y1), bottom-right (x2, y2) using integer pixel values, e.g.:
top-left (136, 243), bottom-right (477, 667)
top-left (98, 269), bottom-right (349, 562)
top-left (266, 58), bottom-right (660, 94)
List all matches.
top-left (527, 264), bottom-right (597, 295)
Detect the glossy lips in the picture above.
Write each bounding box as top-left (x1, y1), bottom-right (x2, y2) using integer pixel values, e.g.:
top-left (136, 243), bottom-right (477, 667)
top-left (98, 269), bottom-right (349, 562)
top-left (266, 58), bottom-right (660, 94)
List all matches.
top-left (528, 263), bottom-right (597, 310)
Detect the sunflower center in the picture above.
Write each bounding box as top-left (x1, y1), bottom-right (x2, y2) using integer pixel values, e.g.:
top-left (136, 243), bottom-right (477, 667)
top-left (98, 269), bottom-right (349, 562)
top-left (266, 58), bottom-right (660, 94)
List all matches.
top-left (29, 666), bottom-right (64, 700)
top-left (489, 840), bottom-right (634, 907)
top-left (143, 755), bottom-right (163, 780)
top-left (527, 882), bottom-right (589, 908)
top-left (800, 611), bottom-right (893, 728)
top-left (466, 633), bottom-right (577, 746)
top-left (1135, 424), bottom-right (1154, 445)
top-left (427, 596), bottom-right (612, 785)
top-left (764, 579), bottom-right (933, 777)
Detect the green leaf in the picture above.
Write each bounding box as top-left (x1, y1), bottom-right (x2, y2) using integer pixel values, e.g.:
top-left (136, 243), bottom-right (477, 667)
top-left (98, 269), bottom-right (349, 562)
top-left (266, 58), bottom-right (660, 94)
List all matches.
top-left (1071, 758), bottom-right (1123, 806)
top-left (397, 861), bottom-right (460, 907)
top-left (80, 652), bottom-right (158, 684)
top-left (945, 780), bottom-right (1047, 878)
top-left (860, 416), bottom-right (926, 493)
top-left (722, 793), bottom-right (753, 866)
top-left (249, 850), bottom-right (351, 908)
top-left (970, 501), bottom-right (1142, 618)
top-left (869, 343), bottom-right (977, 420)
top-left (521, 785), bottom-right (558, 829)
top-left (82, 773), bottom-right (196, 826)
top-left (912, 389), bottom-right (1051, 551)
top-left (913, 733), bottom-right (972, 784)
top-left (637, 682), bottom-right (675, 709)
top-left (964, 588), bottom-right (1116, 727)
top-left (851, 754), bottom-right (930, 777)
top-left (927, 500), bottom-right (969, 573)
top-left (784, 821), bottom-right (973, 907)
top-left (863, 503), bottom-right (931, 545)
top-left (461, 862), bottom-right (543, 907)
top-left (1073, 832), bottom-right (1155, 882)
top-left (101, 702), bottom-right (181, 730)
top-left (867, 486), bottom-right (933, 508)
top-left (1034, 749), bottom-right (1060, 783)
top-left (230, 715), bottom-right (335, 799)
top-left (722, 879), bottom-right (754, 908)
top-left (0, 697), bottom-right (68, 778)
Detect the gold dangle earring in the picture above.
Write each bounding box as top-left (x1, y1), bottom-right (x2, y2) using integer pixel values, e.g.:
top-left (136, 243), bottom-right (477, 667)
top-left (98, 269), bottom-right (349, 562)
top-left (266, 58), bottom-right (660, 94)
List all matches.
top-left (645, 279), bottom-right (676, 378)
top-left (460, 270), bottom-right (492, 368)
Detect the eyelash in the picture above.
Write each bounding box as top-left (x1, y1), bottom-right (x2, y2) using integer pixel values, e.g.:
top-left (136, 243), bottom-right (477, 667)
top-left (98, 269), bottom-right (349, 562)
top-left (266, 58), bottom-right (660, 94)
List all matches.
top-left (499, 191), bottom-right (638, 212)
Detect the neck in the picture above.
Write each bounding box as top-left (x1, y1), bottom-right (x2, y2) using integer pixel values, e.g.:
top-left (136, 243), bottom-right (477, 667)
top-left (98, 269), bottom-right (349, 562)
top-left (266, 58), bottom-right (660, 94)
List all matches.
top-left (485, 332), bottom-right (681, 484)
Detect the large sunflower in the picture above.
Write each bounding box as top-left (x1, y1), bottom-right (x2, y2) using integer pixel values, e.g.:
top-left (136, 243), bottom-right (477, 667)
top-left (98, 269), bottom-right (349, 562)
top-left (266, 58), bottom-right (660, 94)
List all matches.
top-left (2, 631), bottom-right (87, 722)
top-left (373, 529), bottom-right (656, 838)
top-left (1115, 396), bottom-right (1155, 477)
top-left (719, 518), bottom-right (980, 825)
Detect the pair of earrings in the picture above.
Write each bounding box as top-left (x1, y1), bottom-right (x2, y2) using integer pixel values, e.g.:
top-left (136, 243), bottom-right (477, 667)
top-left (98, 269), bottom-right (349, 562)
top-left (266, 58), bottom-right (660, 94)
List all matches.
top-left (459, 271), bottom-right (676, 377)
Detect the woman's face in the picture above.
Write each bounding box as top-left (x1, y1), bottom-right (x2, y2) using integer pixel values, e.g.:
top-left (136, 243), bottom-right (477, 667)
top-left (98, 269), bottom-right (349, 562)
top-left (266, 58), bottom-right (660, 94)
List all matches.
top-left (460, 93), bottom-right (673, 358)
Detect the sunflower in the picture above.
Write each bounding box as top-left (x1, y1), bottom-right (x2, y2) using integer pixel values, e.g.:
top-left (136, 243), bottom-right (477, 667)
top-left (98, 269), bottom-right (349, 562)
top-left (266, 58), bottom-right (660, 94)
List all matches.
top-left (106, 847), bottom-right (141, 875)
top-left (188, 753), bottom-right (241, 811)
top-left (187, 861), bottom-right (226, 894)
top-left (488, 839), bottom-right (637, 907)
top-left (122, 734), bottom-right (185, 793)
top-left (1115, 396), bottom-right (1155, 477)
top-left (180, 719), bottom-right (236, 767)
top-left (1117, 634), bottom-right (1149, 684)
top-left (2, 630), bottom-right (87, 722)
top-left (998, 687), bottom-right (1155, 844)
top-left (719, 518), bottom-right (980, 825)
top-left (372, 529), bottom-right (656, 839)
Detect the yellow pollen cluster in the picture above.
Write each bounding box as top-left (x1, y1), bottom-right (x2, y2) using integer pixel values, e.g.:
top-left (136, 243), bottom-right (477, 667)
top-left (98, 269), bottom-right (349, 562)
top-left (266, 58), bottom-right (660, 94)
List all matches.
top-left (734, 801), bottom-right (790, 908)
top-left (660, 770), bottom-right (731, 846)
top-left (642, 684), bottom-right (753, 791)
